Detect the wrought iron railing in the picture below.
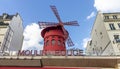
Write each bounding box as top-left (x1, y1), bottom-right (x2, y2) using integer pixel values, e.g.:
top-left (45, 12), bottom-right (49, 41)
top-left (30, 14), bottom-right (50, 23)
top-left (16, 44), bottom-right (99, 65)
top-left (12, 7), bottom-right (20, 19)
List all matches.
top-left (104, 18), bottom-right (120, 22)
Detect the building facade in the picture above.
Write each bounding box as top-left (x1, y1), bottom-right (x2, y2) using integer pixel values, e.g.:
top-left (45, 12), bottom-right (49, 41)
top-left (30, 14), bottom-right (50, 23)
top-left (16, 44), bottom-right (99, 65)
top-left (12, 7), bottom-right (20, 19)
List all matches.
top-left (86, 12), bottom-right (120, 56)
top-left (0, 13), bottom-right (24, 56)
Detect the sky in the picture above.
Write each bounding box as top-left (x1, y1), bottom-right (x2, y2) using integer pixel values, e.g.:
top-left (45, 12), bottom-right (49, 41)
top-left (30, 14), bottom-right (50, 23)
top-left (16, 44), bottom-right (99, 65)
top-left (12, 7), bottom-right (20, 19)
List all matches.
top-left (0, 0), bottom-right (120, 51)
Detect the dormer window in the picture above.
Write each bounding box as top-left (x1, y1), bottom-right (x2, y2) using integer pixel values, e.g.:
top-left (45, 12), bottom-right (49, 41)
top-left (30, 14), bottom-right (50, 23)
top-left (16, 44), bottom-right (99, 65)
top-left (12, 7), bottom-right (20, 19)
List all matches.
top-left (3, 13), bottom-right (8, 19)
top-left (113, 15), bottom-right (117, 19)
top-left (104, 16), bottom-right (109, 19)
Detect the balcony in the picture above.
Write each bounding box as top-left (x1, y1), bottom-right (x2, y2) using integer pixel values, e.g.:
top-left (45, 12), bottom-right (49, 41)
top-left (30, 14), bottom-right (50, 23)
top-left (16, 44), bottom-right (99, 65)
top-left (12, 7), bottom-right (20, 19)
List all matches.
top-left (104, 18), bottom-right (120, 22)
top-left (113, 39), bottom-right (120, 43)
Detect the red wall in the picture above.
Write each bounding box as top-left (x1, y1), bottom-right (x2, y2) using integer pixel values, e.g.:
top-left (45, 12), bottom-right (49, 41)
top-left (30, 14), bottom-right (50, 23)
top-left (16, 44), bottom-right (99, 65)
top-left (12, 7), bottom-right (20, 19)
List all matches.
top-left (43, 29), bottom-right (66, 51)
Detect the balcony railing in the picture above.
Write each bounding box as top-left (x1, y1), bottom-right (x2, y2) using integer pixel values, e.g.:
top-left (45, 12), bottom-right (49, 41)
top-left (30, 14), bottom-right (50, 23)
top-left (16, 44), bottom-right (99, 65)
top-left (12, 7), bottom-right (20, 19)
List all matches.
top-left (104, 18), bottom-right (120, 22)
top-left (113, 39), bottom-right (120, 43)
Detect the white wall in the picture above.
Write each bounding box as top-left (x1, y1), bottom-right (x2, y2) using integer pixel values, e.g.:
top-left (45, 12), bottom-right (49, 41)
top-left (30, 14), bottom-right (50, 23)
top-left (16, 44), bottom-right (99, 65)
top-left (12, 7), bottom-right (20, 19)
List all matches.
top-left (86, 12), bottom-right (117, 56)
top-left (0, 27), bottom-right (8, 51)
top-left (8, 14), bottom-right (24, 51)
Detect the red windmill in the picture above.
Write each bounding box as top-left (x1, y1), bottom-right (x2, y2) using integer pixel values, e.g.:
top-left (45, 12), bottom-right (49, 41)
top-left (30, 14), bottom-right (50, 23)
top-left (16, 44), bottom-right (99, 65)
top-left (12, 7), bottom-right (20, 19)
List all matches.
top-left (38, 5), bottom-right (79, 53)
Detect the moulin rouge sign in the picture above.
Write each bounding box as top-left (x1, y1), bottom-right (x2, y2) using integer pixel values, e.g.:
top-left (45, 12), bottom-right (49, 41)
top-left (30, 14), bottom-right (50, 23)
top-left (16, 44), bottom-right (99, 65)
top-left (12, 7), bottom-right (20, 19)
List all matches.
top-left (18, 49), bottom-right (83, 56)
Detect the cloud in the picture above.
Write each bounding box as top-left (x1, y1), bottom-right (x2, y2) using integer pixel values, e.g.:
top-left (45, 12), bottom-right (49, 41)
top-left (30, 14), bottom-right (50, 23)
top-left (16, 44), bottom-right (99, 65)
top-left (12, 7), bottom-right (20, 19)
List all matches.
top-left (87, 12), bottom-right (95, 20)
top-left (81, 37), bottom-right (91, 48)
top-left (22, 23), bottom-right (43, 50)
top-left (94, 0), bottom-right (120, 12)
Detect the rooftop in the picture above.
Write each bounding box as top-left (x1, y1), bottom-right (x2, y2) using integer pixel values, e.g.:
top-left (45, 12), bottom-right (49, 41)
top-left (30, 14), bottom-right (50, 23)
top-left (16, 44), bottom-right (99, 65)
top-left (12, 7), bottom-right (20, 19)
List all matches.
top-left (0, 13), bottom-right (14, 20)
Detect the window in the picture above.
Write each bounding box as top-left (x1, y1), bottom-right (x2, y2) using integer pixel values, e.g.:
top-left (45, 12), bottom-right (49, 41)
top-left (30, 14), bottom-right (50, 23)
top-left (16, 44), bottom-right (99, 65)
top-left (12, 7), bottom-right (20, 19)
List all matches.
top-left (114, 35), bottom-right (120, 43)
top-left (89, 40), bottom-right (92, 46)
top-left (118, 23), bottom-right (120, 28)
top-left (109, 24), bottom-right (116, 30)
top-left (114, 35), bottom-right (119, 39)
top-left (93, 48), bottom-right (95, 54)
top-left (95, 29), bottom-right (96, 32)
top-left (100, 32), bottom-right (102, 35)
top-left (52, 39), bottom-right (56, 46)
top-left (46, 40), bottom-right (49, 46)
top-left (58, 40), bottom-right (61, 46)
top-left (0, 42), bottom-right (1, 46)
top-left (113, 15), bottom-right (117, 19)
top-left (95, 29), bottom-right (98, 36)
top-left (105, 16), bottom-right (109, 19)
top-left (100, 47), bottom-right (102, 51)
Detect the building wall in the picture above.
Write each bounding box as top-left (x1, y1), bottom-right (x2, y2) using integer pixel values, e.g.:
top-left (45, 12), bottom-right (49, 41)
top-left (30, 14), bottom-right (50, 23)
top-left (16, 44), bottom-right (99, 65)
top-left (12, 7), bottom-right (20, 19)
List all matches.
top-left (0, 26), bottom-right (8, 51)
top-left (86, 12), bottom-right (111, 55)
top-left (0, 13), bottom-right (24, 55)
top-left (85, 41), bottom-right (92, 55)
top-left (86, 12), bottom-right (120, 56)
top-left (8, 14), bottom-right (24, 51)
top-left (103, 13), bottom-right (120, 55)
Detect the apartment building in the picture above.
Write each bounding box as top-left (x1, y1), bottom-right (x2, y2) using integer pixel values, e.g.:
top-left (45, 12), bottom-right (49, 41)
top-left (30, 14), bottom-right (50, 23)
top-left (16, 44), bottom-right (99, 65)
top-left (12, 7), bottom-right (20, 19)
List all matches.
top-left (0, 13), bottom-right (24, 55)
top-left (86, 12), bottom-right (120, 56)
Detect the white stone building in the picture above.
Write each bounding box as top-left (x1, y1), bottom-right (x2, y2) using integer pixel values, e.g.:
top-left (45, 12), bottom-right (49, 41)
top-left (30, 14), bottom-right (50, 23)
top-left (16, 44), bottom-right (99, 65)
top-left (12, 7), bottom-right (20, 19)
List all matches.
top-left (0, 13), bottom-right (24, 55)
top-left (86, 12), bottom-right (120, 56)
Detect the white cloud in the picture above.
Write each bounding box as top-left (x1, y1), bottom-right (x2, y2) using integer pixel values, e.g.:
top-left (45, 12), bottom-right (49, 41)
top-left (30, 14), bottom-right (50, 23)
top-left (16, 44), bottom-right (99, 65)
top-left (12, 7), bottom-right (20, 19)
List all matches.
top-left (22, 23), bottom-right (43, 50)
top-left (94, 0), bottom-right (120, 12)
top-left (87, 12), bottom-right (95, 20)
top-left (82, 37), bottom-right (91, 48)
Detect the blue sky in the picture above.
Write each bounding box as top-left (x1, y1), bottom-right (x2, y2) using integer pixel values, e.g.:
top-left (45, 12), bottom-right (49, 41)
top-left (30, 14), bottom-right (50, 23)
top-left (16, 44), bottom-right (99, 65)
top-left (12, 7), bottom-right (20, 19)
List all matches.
top-left (0, 0), bottom-right (119, 51)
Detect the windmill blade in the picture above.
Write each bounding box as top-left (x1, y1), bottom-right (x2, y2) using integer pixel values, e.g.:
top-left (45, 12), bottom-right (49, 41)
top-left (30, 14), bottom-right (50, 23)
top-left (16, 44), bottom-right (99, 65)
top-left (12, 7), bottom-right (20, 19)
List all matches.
top-left (38, 21), bottom-right (58, 28)
top-left (50, 5), bottom-right (62, 22)
top-left (63, 21), bottom-right (79, 26)
top-left (67, 36), bottom-right (74, 47)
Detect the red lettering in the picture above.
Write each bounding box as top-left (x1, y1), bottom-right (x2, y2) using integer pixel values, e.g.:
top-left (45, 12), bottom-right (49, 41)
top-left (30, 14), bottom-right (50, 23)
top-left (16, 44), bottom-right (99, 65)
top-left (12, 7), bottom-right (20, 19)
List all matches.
top-left (18, 50), bottom-right (25, 56)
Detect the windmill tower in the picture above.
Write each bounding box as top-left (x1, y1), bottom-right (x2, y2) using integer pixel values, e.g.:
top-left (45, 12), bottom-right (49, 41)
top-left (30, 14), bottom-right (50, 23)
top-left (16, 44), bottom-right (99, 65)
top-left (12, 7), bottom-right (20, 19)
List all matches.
top-left (38, 5), bottom-right (79, 53)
